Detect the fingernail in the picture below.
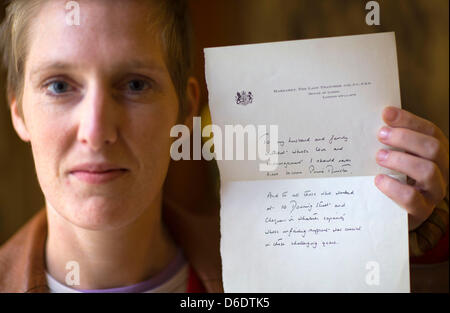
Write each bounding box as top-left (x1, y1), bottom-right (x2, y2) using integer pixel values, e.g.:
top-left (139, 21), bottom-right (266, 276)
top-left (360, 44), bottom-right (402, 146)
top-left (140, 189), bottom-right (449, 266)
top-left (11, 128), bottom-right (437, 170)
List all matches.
top-left (384, 107), bottom-right (398, 122)
top-left (378, 127), bottom-right (391, 139)
top-left (377, 149), bottom-right (389, 161)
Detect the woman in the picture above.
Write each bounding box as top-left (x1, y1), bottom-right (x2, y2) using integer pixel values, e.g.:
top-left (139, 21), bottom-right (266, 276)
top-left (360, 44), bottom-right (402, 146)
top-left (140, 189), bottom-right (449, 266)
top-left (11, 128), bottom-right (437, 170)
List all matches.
top-left (0, 0), bottom-right (448, 292)
top-left (0, 0), bottom-right (221, 292)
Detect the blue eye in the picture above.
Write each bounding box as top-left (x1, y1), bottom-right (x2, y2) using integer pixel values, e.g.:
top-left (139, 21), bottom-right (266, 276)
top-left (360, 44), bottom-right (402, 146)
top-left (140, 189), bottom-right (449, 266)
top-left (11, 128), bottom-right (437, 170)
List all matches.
top-left (47, 81), bottom-right (71, 95)
top-left (127, 79), bottom-right (150, 92)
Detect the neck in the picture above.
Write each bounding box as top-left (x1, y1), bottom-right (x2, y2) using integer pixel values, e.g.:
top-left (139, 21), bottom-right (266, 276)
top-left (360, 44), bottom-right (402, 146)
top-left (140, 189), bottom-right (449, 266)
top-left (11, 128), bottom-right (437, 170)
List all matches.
top-left (44, 194), bottom-right (177, 290)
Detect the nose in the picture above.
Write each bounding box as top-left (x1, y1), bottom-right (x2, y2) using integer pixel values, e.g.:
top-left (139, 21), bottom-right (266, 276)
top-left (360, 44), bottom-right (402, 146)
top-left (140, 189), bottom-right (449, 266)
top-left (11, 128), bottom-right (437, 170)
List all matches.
top-left (77, 84), bottom-right (118, 150)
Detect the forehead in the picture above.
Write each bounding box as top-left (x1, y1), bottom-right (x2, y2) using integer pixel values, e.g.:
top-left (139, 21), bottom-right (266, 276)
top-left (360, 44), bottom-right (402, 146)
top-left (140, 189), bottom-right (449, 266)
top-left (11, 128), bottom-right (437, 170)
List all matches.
top-left (26, 0), bottom-right (166, 74)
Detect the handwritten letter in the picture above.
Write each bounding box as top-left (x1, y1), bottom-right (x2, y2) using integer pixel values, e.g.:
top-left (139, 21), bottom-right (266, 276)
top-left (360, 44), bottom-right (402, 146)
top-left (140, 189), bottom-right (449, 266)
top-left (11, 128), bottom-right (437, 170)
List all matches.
top-left (205, 33), bottom-right (410, 292)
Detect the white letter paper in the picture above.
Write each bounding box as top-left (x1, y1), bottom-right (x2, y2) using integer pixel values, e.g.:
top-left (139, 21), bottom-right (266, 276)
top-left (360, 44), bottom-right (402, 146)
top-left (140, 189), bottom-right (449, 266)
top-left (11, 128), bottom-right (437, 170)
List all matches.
top-left (205, 32), bottom-right (410, 292)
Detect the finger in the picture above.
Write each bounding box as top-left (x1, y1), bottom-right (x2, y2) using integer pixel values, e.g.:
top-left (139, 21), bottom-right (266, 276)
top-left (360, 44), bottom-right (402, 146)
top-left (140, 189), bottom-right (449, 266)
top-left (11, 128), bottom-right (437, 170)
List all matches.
top-left (374, 174), bottom-right (433, 230)
top-left (376, 149), bottom-right (447, 204)
top-left (377, 126), bottom-right (449, 185)
top-left (382, 106), bottom-right (449, 153)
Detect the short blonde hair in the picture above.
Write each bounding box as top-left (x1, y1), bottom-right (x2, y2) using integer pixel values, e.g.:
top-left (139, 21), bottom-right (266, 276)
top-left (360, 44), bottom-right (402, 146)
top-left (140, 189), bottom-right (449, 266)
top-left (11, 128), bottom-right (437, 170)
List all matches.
top-left (0, 0), bottom-right (192, 117)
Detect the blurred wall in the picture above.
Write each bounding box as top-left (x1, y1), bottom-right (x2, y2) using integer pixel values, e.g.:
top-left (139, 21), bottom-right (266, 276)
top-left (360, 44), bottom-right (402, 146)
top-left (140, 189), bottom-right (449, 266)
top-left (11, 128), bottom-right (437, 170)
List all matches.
top-left (0, 0), bottom-right (448, 244)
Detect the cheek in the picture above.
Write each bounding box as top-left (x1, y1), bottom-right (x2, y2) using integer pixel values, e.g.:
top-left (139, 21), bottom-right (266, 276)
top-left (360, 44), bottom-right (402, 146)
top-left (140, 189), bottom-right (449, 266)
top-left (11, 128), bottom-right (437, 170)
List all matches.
top-left (130, 102), bottom-right (178, 175)
top-left (134, 108), bottom-right (176, 157)
top-left (23, 96), bottom-right (72, 184)
top-left (134, 91), bottom-right (179, 144)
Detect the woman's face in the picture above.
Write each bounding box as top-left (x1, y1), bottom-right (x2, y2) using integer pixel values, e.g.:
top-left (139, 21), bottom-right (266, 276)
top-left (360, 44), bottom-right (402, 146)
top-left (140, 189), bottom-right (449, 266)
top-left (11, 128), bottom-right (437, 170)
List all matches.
top-left (12, 0), bottom-right (179, 230)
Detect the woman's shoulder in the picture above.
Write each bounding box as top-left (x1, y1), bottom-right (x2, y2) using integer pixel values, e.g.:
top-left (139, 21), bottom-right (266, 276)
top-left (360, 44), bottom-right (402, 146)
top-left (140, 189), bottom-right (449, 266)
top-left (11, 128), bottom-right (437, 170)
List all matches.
top-left (0, 208), bottom-right (49, 292)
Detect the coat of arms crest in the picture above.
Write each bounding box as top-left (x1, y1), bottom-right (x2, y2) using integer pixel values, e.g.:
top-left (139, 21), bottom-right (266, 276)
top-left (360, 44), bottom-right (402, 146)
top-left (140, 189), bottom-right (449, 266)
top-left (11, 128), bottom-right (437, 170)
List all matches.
top-left (235, 91), bottom-right (253, 105)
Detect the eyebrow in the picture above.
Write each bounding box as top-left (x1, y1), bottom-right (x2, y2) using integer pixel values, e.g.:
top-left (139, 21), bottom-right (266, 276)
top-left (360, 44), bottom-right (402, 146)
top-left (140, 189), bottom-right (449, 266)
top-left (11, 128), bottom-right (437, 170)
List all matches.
top-left (29, 59), bottom-right (166, 82)
top-left (30, 62), bottom-right (73, 81)
top-left (118, 59), bottom-right (166, 73)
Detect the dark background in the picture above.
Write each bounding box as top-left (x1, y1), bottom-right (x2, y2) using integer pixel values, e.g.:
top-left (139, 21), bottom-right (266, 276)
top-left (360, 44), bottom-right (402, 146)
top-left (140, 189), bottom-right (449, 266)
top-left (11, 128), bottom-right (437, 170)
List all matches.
top-left (0, 0), bottom-right (448, 244)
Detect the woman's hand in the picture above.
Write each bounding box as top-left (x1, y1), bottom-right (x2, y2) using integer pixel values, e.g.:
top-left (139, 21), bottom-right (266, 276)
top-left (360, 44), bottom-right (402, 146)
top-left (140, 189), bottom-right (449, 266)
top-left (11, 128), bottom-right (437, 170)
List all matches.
top-left (375, 106), bottom-right (449, 230)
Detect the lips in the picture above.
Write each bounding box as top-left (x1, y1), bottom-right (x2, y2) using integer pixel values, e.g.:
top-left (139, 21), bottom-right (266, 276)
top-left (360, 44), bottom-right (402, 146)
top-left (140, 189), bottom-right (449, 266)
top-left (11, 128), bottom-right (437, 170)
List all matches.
top-left (68, 163), bottom-right (129, 184)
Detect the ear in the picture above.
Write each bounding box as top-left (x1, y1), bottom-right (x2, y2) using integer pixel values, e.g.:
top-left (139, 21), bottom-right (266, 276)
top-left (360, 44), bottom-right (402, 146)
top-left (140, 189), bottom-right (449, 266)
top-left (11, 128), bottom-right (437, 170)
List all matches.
top-left (10, 97), bottom-right (31, 142)
top-left (182, 76), bottom-right (201, 130)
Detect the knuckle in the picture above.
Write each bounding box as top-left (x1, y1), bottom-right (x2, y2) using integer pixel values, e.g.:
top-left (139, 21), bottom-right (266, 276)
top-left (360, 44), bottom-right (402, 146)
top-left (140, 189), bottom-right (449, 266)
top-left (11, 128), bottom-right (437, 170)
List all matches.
top-left (425, 137), bottom-right (441, 160)
top-left (402, 186), bottom-right (418, 207)
top-left (427, 122), bottom-right (438, 137)
top-left (420, 160), bottom-right (437, 182)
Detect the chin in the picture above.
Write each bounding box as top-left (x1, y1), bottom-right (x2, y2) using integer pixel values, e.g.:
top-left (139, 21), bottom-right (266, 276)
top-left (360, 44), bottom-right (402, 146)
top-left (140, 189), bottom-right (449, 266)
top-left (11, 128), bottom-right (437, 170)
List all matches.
top-left (60, 196), bottom-right (141, 231)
